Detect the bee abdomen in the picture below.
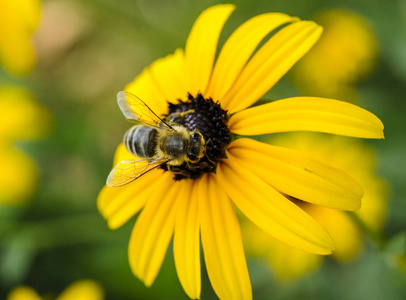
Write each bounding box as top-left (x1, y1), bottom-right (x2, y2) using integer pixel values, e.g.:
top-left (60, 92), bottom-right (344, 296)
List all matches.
top-left (124, 125), bottom-right (158, 158)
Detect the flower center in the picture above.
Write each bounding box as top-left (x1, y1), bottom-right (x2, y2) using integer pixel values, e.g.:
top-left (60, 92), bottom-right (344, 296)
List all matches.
top-left (163, 93), bottom-right (230, 180)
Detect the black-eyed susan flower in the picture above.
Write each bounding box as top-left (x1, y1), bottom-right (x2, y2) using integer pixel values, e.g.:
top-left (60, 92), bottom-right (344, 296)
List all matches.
top-left (0, 87), bottom-right (51, 205)
top-left (242, 133), bottom-right (387, 281)
top-left (7, 280), bottom-right (104, 300)
top-left (98, 4), bottom-right (384, 300)
top-left (0, 0), bottom-right (41, 76)
top-left (293, 9), bottom-right (378, 101)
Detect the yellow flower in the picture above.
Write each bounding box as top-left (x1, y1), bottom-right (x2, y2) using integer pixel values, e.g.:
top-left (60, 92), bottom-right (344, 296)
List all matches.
top-left (0, 87), bottom-right (51, 205)
top-left (0, 144), bottom-right (38, 205)
top-left (242, 133), bottom-right (387, 281)
top-left (6, 286), bottom-right (41, 300)
top-left (293, 9), bottom-right (378, 101)
top-left (0, 0), bottom-right (41, 75)
top-left (7, 279), bottom-right (104, 300)
top-left (98, 5), bottom-right (384, 300)
top-left (0, 87), bottom-right (50, 141)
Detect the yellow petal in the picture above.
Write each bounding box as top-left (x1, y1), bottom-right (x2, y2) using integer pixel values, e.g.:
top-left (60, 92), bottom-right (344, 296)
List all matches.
top-left (125, 66), bottom-right (169, 118)
top-left (222, 21), bottom-right (322, 113)
top-left (148, 48), bottom-right (188, 103)
top-left (228, 138), bottom-right (363, 211)
top-left (185, 4), bottom-right (236, 96)
top-left (128, 179), bottom-right (180, 286)
top-left (112, 143), bottom-right (136, 166)
top-left (206, 13), bottom-right (298, 101)
top-left (98, 143), bottom-right (165, 229)
top-left (199, 174), bottom-right (252, 300)
top-left (217, 159), bottom-right (335, 254)
top-left (97, 169), bottom-right (170, 230)
top-left (229, 97), bottom-right (384, 139)
top-left (173, 180), bottom-right (201, 299)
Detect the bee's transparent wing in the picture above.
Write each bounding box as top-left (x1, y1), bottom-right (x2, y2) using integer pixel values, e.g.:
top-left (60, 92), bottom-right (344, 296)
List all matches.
top-left (106, 158), bottom-right (168, 187)
top-left (117, 91), bottom-right (174, 131)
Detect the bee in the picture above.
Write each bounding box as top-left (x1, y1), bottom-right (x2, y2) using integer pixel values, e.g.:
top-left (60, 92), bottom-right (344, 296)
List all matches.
top-left (106, 91), bottom-right (206, 187)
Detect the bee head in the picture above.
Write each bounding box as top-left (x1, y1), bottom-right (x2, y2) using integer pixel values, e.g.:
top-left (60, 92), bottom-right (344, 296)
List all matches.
top-left (187, 132), bottom-right (205, 163)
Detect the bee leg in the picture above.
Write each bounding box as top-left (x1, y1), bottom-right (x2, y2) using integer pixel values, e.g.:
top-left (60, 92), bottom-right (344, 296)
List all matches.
top-left (203, 139), bottom-right (216, 165)
top-left (168, 164), bottom-right (186, 173)
top-left (168, 164), bottom-right (194, 177)
top-left (205, 138), bottom-right (214, 151)
top-left (187, 161), bottom-right (216, 170)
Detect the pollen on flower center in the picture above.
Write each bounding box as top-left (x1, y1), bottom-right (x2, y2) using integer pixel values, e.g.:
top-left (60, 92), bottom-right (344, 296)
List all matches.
top-left (163, 93), bottom-right (230, 180)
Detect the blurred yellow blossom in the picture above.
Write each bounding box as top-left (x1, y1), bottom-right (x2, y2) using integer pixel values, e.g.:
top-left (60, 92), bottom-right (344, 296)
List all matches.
top-left (7, 280), bottom-right (104, 300)
top-left (0, 87), bottom-right (51, 205)
top-left (0, 0), bottom-right (41, 75)
top-left (56, 280), bottom-right (104, 300)
top-left (0, 144), bottom-right (38, 205)
top-left (6, 286), bottom-right (41, 300)
top-left (0, 87), bottom-right (50, 141)
top-left (293, 9), bottom-right (378, 101)
top-left (242, 133), bottom-right (387, 281)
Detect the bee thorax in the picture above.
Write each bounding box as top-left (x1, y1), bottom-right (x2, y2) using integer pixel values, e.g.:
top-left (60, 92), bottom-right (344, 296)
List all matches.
top-left (159, 135), bottom-right (189, 159)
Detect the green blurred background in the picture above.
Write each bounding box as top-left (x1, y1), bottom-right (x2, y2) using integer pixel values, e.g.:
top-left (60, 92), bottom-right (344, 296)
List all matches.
top-left (1, 0), bottom-right (406, 299)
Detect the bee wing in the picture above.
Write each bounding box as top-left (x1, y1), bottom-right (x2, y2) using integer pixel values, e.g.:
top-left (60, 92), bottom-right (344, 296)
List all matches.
top-left (117, 91), bottom-right (174, 131)
top-left (106, 158), bottom-right (168, 187)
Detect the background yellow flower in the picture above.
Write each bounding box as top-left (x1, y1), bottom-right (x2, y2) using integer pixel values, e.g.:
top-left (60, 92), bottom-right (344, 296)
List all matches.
top-left (7, 279), bottom-right (104, 300)
top-left (0, 0), bottom-right (41, 76)
top-left (0, 87), bottom-right (51, 205)
top-left (293, 9), bottom-right (378, 102)
top-left (0, 87), bottom-right (50, 142)
top-left (0, 144), bottom-right (38, 206)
